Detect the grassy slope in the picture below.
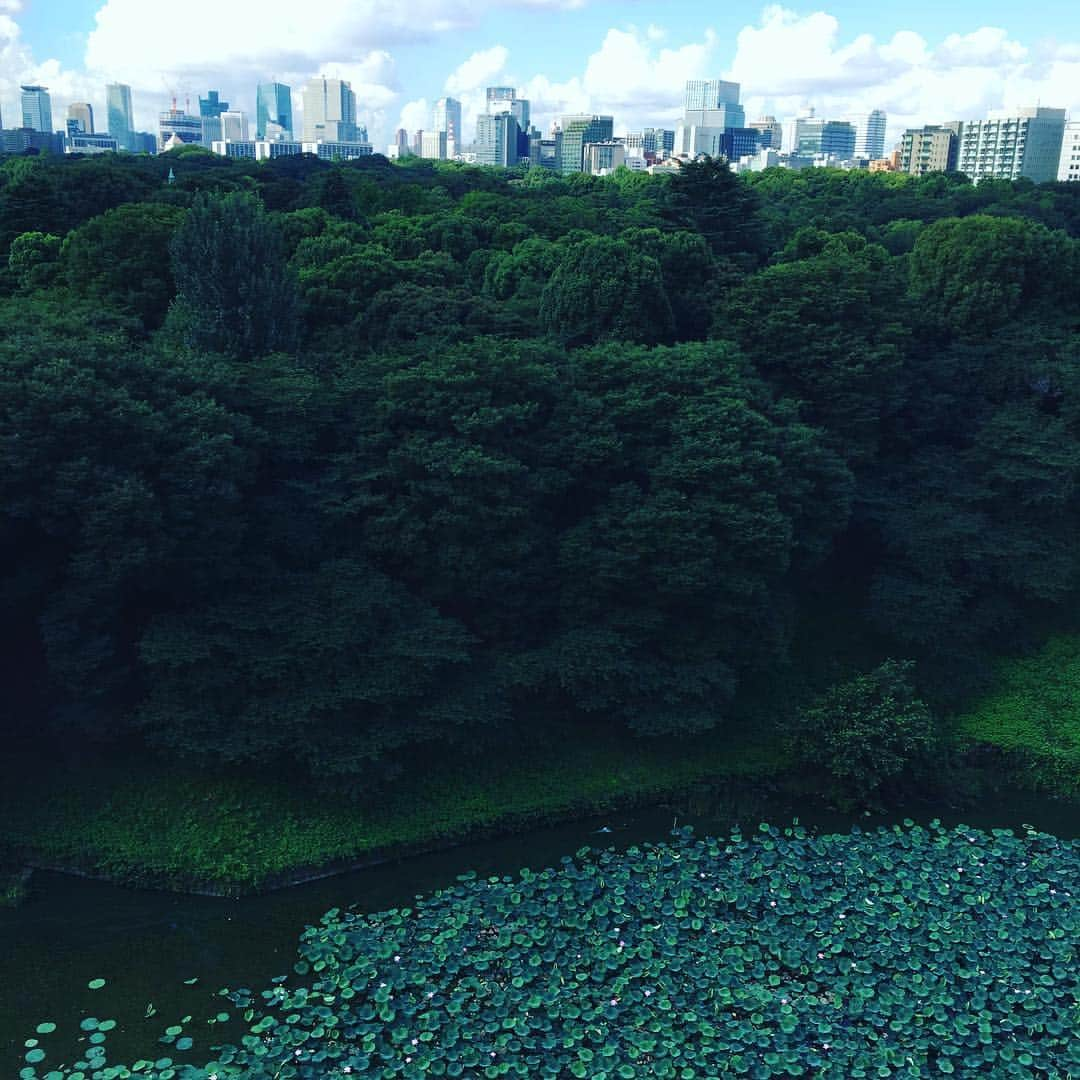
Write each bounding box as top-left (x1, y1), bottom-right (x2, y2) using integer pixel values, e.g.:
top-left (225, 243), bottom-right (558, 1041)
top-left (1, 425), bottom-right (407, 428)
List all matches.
top-left (954, 633), bottom-right (1080, 794)
top-left (0, 724), bottom-right (787, 893)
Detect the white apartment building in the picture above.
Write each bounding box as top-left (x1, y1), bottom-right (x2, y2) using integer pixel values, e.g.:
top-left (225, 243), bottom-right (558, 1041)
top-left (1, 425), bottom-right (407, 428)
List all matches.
top-left (954, 107), bottom-right (1066, 183)
top-left (1059, 121), bottom-right (1080, 181)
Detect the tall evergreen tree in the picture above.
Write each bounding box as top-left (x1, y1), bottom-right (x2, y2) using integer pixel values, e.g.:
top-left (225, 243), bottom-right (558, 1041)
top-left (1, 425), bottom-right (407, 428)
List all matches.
top-left (169, 190), bottom-right (299, 358)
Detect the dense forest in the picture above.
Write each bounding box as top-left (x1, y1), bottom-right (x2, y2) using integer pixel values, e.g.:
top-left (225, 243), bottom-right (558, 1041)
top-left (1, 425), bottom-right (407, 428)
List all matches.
top-left (3, 146), bottom-right (1080, 796)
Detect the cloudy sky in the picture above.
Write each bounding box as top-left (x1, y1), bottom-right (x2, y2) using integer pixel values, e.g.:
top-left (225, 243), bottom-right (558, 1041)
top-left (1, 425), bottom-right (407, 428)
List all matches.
top-left (2, 0), bottom-right (1078, 150)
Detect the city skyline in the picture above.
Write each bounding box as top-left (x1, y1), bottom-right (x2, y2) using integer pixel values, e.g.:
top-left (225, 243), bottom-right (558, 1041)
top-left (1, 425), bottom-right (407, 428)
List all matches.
top-left (2, 2), bottom-right (1079, 155)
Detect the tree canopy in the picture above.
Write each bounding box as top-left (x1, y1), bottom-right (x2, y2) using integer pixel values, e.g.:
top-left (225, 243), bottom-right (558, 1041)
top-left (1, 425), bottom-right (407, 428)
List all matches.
top-left (2, 149), bottom-right (1079, 786)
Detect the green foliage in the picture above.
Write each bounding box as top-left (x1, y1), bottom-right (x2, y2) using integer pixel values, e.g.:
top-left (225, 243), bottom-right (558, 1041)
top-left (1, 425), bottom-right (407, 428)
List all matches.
top-left (169, 190), bottom-right (299, 358)
top-left (539, 236), bottom-right (674, 345)
top-left (62, 203), bottom-right (184, 327)
top-left (793, 660), bottom-right (937, 802)
top-left (3, 151), bottom-right (1080, 800)
top-left (721, 230), bottom-right (908, 463)
top-left (956, 635), bottom-right (1080, 794)
top-left (26, 824), bottom-right (1080, 1077)
top-left (0, 867), bottom-right (28, 907)
top-left (0, 724), bottom-right (783, 890)
top-left (7, 231), bottom-right (61, 290)
top-left (666, 155), bottom-right (764, 261)
top-left (909, 214), bottom-right (1077, 336)
top-left (136, 559), bottom-right (474, 781)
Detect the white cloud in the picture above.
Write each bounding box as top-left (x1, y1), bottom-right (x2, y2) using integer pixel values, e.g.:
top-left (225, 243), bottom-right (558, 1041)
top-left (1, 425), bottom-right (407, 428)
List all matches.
top-left (445, 46), bottom-right (510, 98)
top-left (723, 7), bottom-right (1079, 148)
top-left (2, 3), bottom-right (1079, 160)
top-left (397, 97), bottom-right (430, 135)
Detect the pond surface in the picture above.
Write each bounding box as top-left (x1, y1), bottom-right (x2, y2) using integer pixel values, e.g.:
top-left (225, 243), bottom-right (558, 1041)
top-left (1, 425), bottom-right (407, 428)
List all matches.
top-left (4, 788), bottom-right (1080, 1073)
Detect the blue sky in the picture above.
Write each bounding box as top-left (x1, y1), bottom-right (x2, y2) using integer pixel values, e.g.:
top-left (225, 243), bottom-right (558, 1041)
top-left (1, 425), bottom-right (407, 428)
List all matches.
top-left (3, 0), bottom-right (1079, 148)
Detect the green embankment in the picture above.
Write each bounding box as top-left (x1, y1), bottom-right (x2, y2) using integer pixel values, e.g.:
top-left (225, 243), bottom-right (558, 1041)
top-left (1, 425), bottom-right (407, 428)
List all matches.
top-left (6, 633), bottom-right (1079, 896)
top-left (0, 725), bottom-right (786, 894)
top-left (0, 867), bottom-right (28, 907)
top-left (955, 633), bottom-right (1080, 794)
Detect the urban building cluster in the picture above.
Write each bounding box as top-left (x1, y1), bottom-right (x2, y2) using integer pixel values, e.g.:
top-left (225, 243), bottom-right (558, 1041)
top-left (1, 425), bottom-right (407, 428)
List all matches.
top-left (3, 78), bottom-right (1078, 184)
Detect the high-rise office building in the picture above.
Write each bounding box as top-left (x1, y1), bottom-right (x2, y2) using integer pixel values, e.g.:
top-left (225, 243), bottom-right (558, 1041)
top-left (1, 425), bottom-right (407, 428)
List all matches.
top-left (21, 85), bottom-right (53, 133)
top-left (751, 116), bottom-right (782, 151)
top-left (0, 128), bottom-right (64, 154)
top-left (486, 86), bottom-right (529, 131)
top-left (67, 132), bottom-right (119, 155)
top-left (845, 110), bottom-right (887, 159)
top-left (624, 128), bottom-right (676, 159)
top-left (421, 130), bottom-right (448, 160)
top-left (220, 111), bottom-right (249, 142)
top-left (820, 120), bottom-right (856, 159)
top-left (486, 87), bottom-right (515, 112)
top-left (132, 131), bottom-right (159, 155)
top-left (199, 91), bottom-right (229, 145)
top-left (721, 128), bottom-right (763, 161)
top-left (302, 77), bottom-right (358, 143)
top-left (954, 107), bottom-right (1067, 183)
top-left (433, 97), bottom-right (462, 152)
top-left (159, 100), bottom-right (204, 151)
top-left (559, 114), bottom-right (614, 174)
top-left (67, 102), bottom-right (94, 134)
top-left (675, 79), bottom-right (745, 157)
top-left (685, 80), bottom-right (741, 111)
top-left (199, 90), bottom-right (228, 118)
top-left (583, 141), bottom-right (625, 175)
top-left (107, 83), bottom-right (135, 151)
top-left (898, 125), bottom-right (959, 176)
top-left (1059, 121), bottom-right (1080, 182)
top-left (257, 83), bottom-right (293, 139)
top-left (475, 113), bottom-right (520, 167)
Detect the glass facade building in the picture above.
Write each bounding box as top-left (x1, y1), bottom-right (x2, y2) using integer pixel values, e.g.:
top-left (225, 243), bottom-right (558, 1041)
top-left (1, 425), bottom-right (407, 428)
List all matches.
top-left (432, 97), bottom-right (462, 150)
top-left (845, 110), bottom-right (887, 159)
top-left (475, 113), bottom-right (520, 167)
top-left (106, 84), bottom-right (135, 151)
top-left (67, 103), bottom-right (94, 134)
top-left (257, 83), bottom-right (293, 139)
top-left (21, 85), bottom-right (53, 133)
top-left (559, 114), bottom-right (614, 174)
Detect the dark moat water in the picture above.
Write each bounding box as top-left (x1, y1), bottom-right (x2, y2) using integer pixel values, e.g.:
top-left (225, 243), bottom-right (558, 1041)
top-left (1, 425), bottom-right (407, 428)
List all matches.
top-left (4, 789), bottom-right (1079, 1073)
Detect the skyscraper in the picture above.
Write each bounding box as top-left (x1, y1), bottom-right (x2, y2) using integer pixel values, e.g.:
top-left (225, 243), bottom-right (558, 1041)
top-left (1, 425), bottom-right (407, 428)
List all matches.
top-left (475, 113), bottom-right (520, 167)
top-left (433, 97), bottom-right (462, 152)
top-left (199, 91), bottom-right (229, 145)
top-left (558, 114), bottom-right (614, 174)
top-left (67, 103), bottom-right (94, 134)
top-left (21, 85), bottom-right (53, 133)
top-left (159, 100), bottom-right (204, 151)
top-left (675, 80), bottom-right (745, 157)
top-left (751, 116), bottom-right (782, 151)
top-left (257, 82), bottom-right (293, 139)
top-left (220, 111), bottom-right (249, 142)
top-left (486, 87), bottom-right (529, 131)
top-left (820, 120), bottom-right (856, 159)
top-left (421, 130), bottom-right (448, 160)
top-left (845, 110), bottom-right (887, 159)
top-left (199, 91), bottom-right (229, 118)
top-left (107, 83), bottom-right (135, 151)
top-left (684, 80), bottom-right (741, 112)
top-left (302, 77), bottom-right (358, 143)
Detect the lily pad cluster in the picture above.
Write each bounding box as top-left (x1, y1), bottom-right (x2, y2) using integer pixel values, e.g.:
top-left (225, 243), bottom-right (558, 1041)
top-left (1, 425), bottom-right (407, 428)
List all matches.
top-left (24, 822), bottom-right (1080, 1078)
